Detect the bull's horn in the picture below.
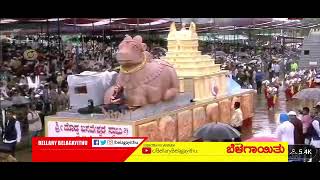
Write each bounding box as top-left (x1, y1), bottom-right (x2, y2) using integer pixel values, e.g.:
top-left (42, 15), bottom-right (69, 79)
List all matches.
top-left (124, 34), bottom-right (132, 40)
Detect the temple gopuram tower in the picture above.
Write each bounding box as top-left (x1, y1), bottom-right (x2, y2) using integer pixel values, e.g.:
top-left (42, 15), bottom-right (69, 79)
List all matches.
top-left (162, 22), bottom-right (229, 101)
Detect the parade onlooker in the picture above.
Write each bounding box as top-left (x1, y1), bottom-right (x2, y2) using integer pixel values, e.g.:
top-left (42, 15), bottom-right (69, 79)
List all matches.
top-left (291, 61), bottom-right (298, 72)
top-left (34, 61), bottom-right (46, 76)
top-left (27, 104), bottom-right (42, 147)
top-left (268, 61), bottom-right (273, 77)
top-left (251, 68), bottom-right (257, 89)
top-left (276, 112), bottom-right (294, 145)
top-left (286, 60), bottom-right (291, 73)
top-left (306, 104), bottom-right (320, 162)
top-left (243, 80), bottom-right (253, 89)
top-left (288, 111), bottom-right (304, 145)
top-left (50, 85), bottom-right (58, 114)
top-left (274, 62), bottom-right (280, 77)
top-left (255, 69), bottom-right (264, 94)
top-left (19, 75), bottom-right (27, 85)
top-left (56, 72), bottom-right (64, 87)
top-left (2, 110), bottom-right (21, 157)
top-left (236, 69), bottom-right (247, 87)
top-left (279, 112), bottom-right (289, 123)
top-left (42, 83), bottom-right (52, 115)
top-left (269, 61), bottom-right (275, 79)
top-left (301, 107), bottom-right (313, 142)
top-left (56, 88), bottom-right (69, 112)
top-left (0, 81), bottom-right (9, 98)
top-left (231, 102), bottom-right (243, 134)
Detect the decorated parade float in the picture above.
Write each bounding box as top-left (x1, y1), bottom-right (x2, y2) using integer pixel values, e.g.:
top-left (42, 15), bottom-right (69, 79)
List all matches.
top-left (44, 22), bottom-right (256, 141)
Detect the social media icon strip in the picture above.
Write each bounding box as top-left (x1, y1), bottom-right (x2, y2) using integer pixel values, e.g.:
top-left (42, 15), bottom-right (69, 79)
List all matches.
top-left (92, 139), bottom-right (144, 148)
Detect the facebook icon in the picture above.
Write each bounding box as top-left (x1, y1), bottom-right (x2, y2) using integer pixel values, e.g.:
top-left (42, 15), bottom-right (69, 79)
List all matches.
top-left (93, 140), bottom-right (99, 145)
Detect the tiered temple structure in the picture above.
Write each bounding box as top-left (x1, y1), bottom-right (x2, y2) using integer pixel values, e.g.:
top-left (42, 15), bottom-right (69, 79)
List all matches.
top-left (162, 22), bottom-right (228, 101)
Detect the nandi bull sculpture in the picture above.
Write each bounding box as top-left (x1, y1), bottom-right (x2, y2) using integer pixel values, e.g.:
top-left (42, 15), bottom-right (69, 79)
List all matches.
top-left (104, 35), bottom-right (179, 107)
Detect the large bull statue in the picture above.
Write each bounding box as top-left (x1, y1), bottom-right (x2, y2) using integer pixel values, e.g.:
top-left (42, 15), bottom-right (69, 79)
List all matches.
top-left (104, 35), bottom-right (179, 107)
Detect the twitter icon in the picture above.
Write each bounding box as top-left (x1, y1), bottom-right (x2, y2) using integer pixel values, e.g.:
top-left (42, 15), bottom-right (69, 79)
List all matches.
top-left (100, 140), bottom-right (107, 145)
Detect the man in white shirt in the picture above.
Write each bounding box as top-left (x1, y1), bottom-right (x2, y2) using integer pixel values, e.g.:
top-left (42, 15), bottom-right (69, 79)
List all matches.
top-left (274, 63), bottom-right (281, 77)
top-left (2, 110), bottom-right (21, 157)
top-left (231, 102), bottom-right (243, 133)
top-left (276, 112), bottom-right (295, 145)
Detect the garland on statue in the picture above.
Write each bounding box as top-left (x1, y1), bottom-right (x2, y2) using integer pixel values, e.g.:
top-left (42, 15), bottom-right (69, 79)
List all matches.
top-left (119, 53), bottom-right (147, 74)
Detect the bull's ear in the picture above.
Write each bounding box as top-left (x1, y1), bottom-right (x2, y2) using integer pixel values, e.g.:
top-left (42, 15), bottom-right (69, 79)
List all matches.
top-left (133, 35), bottom-right (143, 43)
top-left (142, 43), bottom-right (147, 51)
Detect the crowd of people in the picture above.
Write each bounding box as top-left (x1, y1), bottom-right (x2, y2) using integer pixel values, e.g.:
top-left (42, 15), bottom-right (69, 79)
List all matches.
top-left (217, 44), bottom-right (320, 162)
top-left (276, 106), bottom-right (320, 162)
top-left (0, 40), bottom-right (121, 157)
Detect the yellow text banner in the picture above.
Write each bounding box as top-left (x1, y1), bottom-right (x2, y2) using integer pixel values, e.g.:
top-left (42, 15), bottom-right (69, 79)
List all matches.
top-left (126, 142), bottom-right (288, 162)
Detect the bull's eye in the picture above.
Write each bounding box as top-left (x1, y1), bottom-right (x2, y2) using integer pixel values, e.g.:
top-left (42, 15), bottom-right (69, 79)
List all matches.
top-left (132, 45), bottom-right (140, 50)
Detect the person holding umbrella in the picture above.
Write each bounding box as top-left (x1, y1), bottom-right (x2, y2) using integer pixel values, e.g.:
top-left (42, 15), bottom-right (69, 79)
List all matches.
top-left (2, 108), bottom-right (21, 157)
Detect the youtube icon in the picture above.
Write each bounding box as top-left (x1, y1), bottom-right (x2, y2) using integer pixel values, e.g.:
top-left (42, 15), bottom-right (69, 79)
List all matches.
top-left (142, 147), bottom-right (152, 154)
